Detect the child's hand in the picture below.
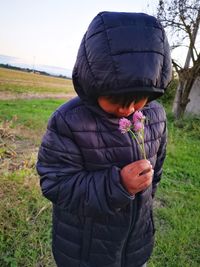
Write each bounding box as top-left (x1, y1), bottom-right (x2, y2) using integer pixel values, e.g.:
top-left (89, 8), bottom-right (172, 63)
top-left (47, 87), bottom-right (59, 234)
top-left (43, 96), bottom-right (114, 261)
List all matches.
top-left (120, 159), bottom-right (154, 195)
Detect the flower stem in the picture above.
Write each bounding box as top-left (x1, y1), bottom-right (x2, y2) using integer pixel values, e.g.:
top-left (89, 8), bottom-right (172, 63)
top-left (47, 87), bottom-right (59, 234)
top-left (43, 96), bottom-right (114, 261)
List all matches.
top-left (129, 130), bottom-right (146, 159)
top-left (141, 127), bottom-right (146, 160)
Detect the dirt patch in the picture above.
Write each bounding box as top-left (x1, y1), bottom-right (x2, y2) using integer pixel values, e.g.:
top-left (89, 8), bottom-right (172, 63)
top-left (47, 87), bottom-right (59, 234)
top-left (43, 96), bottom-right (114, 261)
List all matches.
top-left (1, 138), bottom-right (37, 173)
top-left (0, 121), bottom-right (38, 173)
top-left (153, 198), bottom-right (167, 209)
top-left (0, 91), bottom-right (76, 100)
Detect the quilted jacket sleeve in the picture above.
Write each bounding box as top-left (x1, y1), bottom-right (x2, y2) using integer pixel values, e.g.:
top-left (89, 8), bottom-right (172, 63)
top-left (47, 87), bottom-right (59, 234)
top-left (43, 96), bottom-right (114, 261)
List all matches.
top-left (36, 110), bottom-right (134, 217)
top-left (152, 120), bottom-right (167, 198)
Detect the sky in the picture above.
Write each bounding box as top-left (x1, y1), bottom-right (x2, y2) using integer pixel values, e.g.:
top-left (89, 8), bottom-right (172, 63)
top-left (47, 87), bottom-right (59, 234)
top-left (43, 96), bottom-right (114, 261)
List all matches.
top-left (0, 0), bottom-right (159, 70)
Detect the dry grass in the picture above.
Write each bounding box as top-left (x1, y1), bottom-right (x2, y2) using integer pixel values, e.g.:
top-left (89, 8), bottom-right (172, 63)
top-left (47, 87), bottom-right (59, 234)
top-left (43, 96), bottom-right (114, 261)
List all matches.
top-left (0, 67), bottom-right (74, 95)
top-left (0, 119), bottom-right (37, 173)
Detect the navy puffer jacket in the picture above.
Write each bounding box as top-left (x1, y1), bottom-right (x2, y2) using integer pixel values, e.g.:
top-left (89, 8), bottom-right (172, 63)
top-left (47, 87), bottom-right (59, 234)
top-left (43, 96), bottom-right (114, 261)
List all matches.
top-left (36, 12), bottom-right (171, 267)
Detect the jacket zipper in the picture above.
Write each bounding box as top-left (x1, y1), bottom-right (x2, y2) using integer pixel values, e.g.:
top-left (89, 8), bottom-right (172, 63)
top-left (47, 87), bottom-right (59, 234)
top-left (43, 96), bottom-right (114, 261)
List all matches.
top-left (121, 133), bottom-right (138, 267)
top-left (121, 197), bottom-right (138, 267)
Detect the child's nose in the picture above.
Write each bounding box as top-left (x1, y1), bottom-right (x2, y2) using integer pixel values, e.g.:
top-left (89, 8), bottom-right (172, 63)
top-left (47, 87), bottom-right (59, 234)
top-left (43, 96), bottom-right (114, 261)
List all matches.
top-left (118, 105), bottom-right (135, 115)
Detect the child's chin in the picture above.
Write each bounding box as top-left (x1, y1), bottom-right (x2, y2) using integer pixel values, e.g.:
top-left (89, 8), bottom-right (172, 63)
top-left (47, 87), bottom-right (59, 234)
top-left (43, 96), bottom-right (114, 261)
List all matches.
top-left (115, 113), bottom-right (133, 118)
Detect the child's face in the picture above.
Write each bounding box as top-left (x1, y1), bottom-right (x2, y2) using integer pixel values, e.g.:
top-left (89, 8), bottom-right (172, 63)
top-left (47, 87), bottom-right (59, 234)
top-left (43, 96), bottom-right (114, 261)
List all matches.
top-left (98, 96), bottom-right (148, 118)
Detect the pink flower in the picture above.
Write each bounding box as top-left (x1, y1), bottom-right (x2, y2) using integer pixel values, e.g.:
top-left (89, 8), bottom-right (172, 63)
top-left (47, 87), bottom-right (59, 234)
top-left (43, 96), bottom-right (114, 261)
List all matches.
top-left (133, 121), bottom-right (144, 132)
top-left (133, 111), bottom-right (145, 123)
top-left (119, 110), bottom-right (147, 159)
top-left (119, 118), bottom-right (132, 134)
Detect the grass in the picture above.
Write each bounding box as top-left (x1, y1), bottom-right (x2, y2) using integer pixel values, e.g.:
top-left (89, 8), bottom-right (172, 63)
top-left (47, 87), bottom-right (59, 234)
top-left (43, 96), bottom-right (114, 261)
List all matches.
top-left (0, 73), bottom-right (200, 266)
top-left (0, 170), bottom-right (54, 267)
top-left (148, 114), bottom-right (200, 267)
top-left (0, 67), bottom-right (74, 94)
top-left (0, 98), bottom-right (66, 267)
top-left (0, 98), bottom-right (65, 133)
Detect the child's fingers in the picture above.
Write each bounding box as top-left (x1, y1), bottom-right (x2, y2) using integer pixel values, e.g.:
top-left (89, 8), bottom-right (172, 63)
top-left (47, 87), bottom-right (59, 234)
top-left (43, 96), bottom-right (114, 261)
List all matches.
top-left (137, 169), bottom-right (154, 190)
top-left (139, 167), bottom-right (152, 176)
top-left (127, 161), bottom-right (152, 177)
top-left (126, 159), bottom-right (151, 169)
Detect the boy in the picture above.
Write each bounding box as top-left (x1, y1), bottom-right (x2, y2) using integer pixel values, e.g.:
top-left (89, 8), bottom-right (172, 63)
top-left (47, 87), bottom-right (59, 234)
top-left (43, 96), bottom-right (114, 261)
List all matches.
top-left (36, 12), bottom-right (171, 267)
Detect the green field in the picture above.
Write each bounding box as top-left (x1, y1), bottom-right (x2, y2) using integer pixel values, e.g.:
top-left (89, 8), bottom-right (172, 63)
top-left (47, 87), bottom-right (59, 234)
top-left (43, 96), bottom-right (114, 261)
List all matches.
top-left (0, 68), bottom-right (200, 267)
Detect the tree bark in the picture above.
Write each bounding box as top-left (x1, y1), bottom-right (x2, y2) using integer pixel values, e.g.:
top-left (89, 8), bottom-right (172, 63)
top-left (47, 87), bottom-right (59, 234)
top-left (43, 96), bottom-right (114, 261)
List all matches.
top-left (172, 14), bottom-right (200, 119)
top-left (172, 81), bottom-right (186, 119)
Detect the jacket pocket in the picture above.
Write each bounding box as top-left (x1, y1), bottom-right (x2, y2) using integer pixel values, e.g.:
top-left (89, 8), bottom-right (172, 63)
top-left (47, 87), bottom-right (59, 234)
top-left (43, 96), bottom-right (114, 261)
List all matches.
top-left (80, 217), bottom-right (93, 264)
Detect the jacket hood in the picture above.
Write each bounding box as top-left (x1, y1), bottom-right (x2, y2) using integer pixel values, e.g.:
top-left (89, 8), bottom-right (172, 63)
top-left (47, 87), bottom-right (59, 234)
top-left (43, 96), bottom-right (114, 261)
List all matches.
top-left (72, 11), bottom-right (172, 103)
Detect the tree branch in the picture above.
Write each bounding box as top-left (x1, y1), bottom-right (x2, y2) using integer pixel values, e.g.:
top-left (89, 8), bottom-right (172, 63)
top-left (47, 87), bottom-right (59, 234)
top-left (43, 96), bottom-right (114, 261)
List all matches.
top-left (172, 59), bottom-right (182, 73)
top-left (179, 14), bottom-right (196, 64)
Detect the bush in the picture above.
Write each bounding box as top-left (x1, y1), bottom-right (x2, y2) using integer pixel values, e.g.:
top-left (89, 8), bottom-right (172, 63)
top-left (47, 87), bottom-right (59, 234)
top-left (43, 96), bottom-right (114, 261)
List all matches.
top-left (159, 78), bottom-right (178, 106)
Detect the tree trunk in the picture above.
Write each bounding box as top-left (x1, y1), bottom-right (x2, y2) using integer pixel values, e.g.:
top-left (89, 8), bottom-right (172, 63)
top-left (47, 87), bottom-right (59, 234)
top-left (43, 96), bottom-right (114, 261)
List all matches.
top-left (172, 81), bottom-right (185, 119)
top-left (173, 73), bottom-right (197, 119)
